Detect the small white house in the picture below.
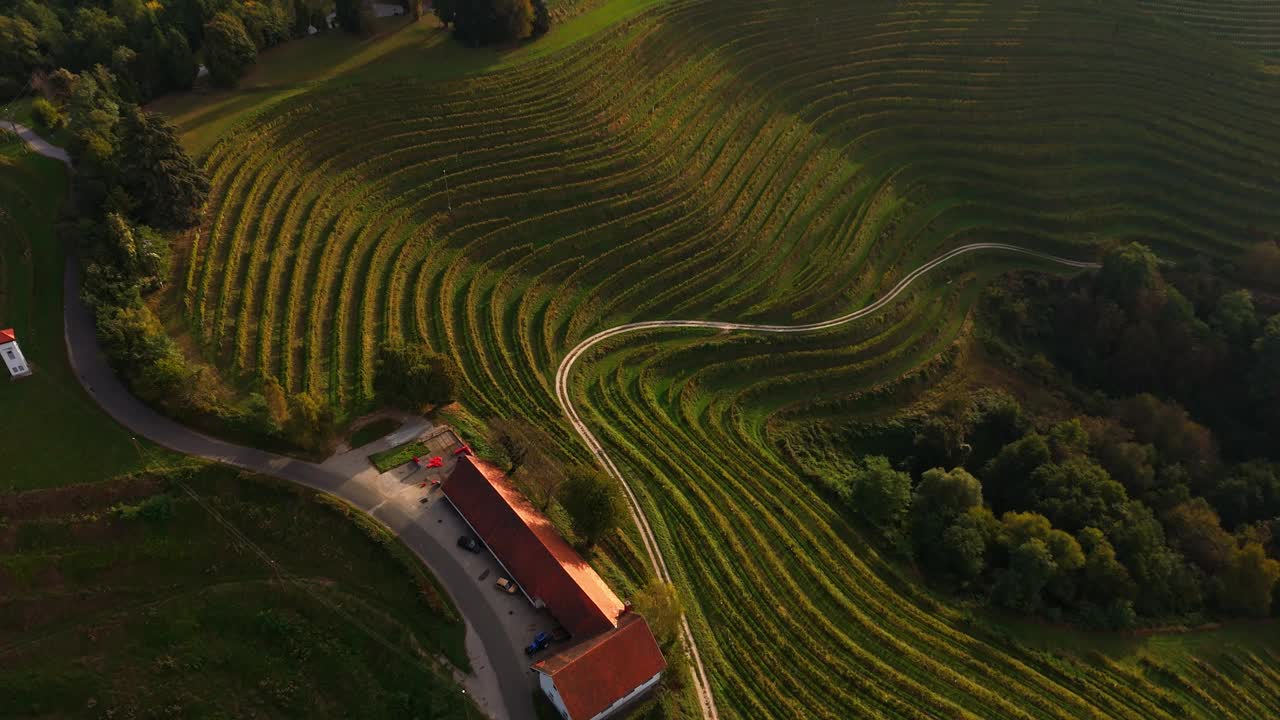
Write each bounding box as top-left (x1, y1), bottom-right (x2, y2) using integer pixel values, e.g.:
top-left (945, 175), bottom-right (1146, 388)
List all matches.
top-left (0, 328), bottom-right (31, 378)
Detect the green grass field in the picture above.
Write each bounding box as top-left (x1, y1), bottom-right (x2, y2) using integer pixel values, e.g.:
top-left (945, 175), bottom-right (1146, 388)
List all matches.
top-left (0, 465), bottom-right (474, 718)
top-left (0, 139), bottom-right (170, 490)
top-left (163, 1), bottom-right (1280, 717)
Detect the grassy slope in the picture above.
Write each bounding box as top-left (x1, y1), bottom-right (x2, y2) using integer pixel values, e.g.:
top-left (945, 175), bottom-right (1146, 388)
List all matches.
top-left (0, 465), bottom-right (473, 719)
top-left (0, 139), bottom-right (170, 491)
top-left (161, 1), bottom-right (1280, 718)
top-left (0, 138), bottom-right (474, 720)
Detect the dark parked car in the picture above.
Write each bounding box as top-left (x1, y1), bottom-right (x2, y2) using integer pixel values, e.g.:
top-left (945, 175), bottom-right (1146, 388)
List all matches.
top-left (457, 535), bottom-right (482, 553)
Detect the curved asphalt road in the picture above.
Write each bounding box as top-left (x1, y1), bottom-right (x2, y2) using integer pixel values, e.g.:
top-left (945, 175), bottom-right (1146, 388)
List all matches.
top-left (555, 243), bottom-right (1101, 720)
top-left (16, 121), bottom-right (1102, 720)
top-left (7, 123), bottom-right (533, 720)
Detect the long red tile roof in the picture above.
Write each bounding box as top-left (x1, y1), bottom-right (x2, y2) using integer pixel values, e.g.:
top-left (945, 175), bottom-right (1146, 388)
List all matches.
top-left (443, 456), bottom-right (625, 637)
top-left (533, 613), bottom-right (667, 720)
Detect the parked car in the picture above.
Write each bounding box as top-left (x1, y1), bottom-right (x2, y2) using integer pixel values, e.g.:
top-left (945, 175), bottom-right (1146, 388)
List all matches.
top-left (495, 577), bottom-right (518, 594)
top-left (550, 625), bottom-right (570, 642)
top-left (457, 535), bottom-right (482, 553)
top-left (525, 632), bottom-right (551, 656)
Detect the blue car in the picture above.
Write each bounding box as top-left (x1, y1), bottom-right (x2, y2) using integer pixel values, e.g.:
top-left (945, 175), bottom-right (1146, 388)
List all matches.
top-left (524, 632), bottom-right (551, 656)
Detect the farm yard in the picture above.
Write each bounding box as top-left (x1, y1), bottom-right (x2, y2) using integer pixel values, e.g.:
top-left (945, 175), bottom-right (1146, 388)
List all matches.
top-left (163, 0), bottom-right (1280, 718)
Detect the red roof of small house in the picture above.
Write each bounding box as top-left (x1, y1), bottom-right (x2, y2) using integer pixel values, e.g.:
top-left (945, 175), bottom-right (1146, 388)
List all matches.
top-left (533, 613), bottom-right (667, 720)
top-left (0, 328), bottom-right (15, 345)
top-left (442, 456), bottom-right (625, 637)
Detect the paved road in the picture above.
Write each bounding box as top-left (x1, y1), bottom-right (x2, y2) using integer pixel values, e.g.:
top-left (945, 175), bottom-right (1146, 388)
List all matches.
top-left (554, 242), bottom-right (1102, 720)
top-left (2, 121), bottom-right (70, 163)
top-left (7, 122), bottom-right (533, 720)
top-left (19, 119), bottom-right (1103, 720)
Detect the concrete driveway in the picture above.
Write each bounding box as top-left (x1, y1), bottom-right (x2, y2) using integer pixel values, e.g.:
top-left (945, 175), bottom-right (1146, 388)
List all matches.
top-left (322, 430), bottom-right (565, 714)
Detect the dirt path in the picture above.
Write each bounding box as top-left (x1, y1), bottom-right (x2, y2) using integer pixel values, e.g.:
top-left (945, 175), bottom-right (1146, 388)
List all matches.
top-left (554, 243), bottom-right (1101, 720)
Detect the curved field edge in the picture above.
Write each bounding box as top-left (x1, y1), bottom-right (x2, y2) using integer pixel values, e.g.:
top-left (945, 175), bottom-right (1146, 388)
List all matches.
top-left (166, 1), bottom-right (1280, 718)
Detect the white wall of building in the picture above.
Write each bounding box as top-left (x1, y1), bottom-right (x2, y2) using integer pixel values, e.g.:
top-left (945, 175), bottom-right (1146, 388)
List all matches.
top-left (1, 340), bottom-right (30, 377)
top-left (539, 672), bottom-right (571, 719)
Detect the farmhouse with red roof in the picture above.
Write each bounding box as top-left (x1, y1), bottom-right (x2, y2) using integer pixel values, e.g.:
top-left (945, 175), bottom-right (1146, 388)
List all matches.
top-left (0, 328), bottom-right (32, 378)
top-left (443, 456), bottom-right (666, 720)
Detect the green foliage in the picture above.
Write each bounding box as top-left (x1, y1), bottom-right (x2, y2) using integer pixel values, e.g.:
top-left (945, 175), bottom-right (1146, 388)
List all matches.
top-left (0, 14), bottom-right (40, 96)
top-left (1030, 457), bottom-right (1128, 534)
top-left (560, 465), bottom-right (624, 546)
top-left (205, 12), bottom-right (258, 88)
top-left (911, 466), bottom-right (983, 571)
top-left (840, 455), bottom-right (911, 542)
top-left (983, 433), bottom-right (1051, 514)
top-left (1164, 498), bottom-right (1236, 575)
top-left (373, 341), bottom-right (463, 411)
top-left (29, 97), bottom-right (65, 131)
top-left (632, 579), bottom-right (683, 646)
top-left (284, 391), bottom-right (336, 453)
top-left (111, 493), bottom-right (175, 522)
top-left (119, 107), bottom-right (210, 228)
top-left (1217, 543), bottom-right (1280, 617)
top-left (438, 0), bottom-right (543, 45)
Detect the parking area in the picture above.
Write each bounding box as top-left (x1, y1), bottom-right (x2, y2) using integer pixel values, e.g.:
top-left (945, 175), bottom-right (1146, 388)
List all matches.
top-left (320, 423), bottom-right (567, 708)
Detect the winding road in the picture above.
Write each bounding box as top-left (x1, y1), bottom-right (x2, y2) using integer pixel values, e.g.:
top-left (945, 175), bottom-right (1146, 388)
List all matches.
top-left (12, 122), bottom-right (1100, 720)
top-left (554, 243), bottom-right (1100, 720)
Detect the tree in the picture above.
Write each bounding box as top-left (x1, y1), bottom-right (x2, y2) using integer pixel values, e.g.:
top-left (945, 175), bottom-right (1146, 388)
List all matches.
top-left (1210, 289), bottom-right (1259, 345)
top-left (1217, 542), bottom-right (1280, 617)
top-left (995, 539), bottom-right (1057, 612)
top-left (1030, 457), bottom-right (1128, 533)
top-left (284, 391), bottom-right (336, 453)
top-left (940, 506), bottom-right (997, 584)
top-left (0, 15), bottom-right (39, 94)
top-left (632, 579), bottom-right (682, 646)
top-left (531, 0), bottom-right (550, 36)
top-left (67, 7), bottom-right (126, 70)
top-left (1209, 460), bottom-right (1280, 529)
top-left (1251, 315), bottom-right (1280, 420)
top-left (983, 433), bottom-right (1053, 514)
top-left (487, 418), bottom-right (560, 508)
top-left (561, 466), bottom-right (624, 546)
top-left (161, 27), bottom-right (197, 91)
top-left (30, 97), bottom-right (66, 131)
top-left (204, 13), bottom-right (256, 88)
top-left (845, 456), bottom-right (911, 541)
top-left (1163, 498), bottom-right (1236, 575)
top-left (910, 467), bottom-right (983, 567)
top-left (119, 107), bottom-right (210, 228)
top-left (443, 0), bottom-right (541, 45)
top-left (499, 0), bottom-right (534, 41)
top-left (335, 0), bottom-right (365, 33)
top-left (373, 341), bottom-right (462, 410)
top-left (1077, 527), bottom-right (1136, 606)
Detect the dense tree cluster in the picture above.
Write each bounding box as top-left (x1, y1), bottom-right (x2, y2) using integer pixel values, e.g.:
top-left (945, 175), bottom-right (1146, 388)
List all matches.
top-left (0, 0), bottom-right (339, 99)
top-left (53, 68), bottom-right (215, 424)
top-left (822, 243), bottom-right (1280, 626)
top-left (983, 241), bottom-right (1280, 460)
top-left (434, 0), bottom-right (551, 46)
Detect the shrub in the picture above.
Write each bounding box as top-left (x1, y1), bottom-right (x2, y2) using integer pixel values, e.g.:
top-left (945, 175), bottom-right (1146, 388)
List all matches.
top-left (30, 97), bottom-right (66, 131)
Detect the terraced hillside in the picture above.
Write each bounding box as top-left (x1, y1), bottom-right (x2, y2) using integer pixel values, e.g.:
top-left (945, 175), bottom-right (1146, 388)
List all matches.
top-left (176, 0), bottom-right (1280, 717)
top-left (1140, 0), bottom-right (1280, 56)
